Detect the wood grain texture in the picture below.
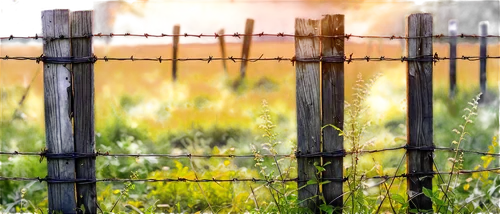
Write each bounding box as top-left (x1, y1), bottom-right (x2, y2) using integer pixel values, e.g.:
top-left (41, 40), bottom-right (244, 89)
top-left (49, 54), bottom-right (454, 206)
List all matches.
top-left (42, 9), bottom-right (77, 214)
top-left (295, 18), bottom-right (321, 211)
top-left (71, 11), bottom-right (96, 214)
top-left (321, 14), bottom-right (344, 211)
top-left (240, 19), bottom-right (254, 79)
top-left (406, 13), bottom-right (433, 212)
top-left (218, 29), bottom-right (228, 74)
top-left (173, 25), bottom-right (180, 81)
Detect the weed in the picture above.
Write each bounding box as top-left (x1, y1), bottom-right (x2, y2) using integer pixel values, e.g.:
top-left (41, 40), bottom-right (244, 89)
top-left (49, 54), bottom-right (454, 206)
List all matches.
top-left (250, 99), bottom-right (302, 213)
top-left (424, 93), bottom-right (483, 213)
top-left (1, 184), bottom-right (43, 213)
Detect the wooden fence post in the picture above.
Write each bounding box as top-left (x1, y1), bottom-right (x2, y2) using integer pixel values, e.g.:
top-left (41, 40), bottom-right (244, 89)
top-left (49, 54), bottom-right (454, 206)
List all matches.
top-left (295, 18), bottom-right (321, 211)
top-left (218, 29), bottom-right (228, 75)
top-left (406, 13), bottom-right (433, 212)
top-left (240, 18), bottom-right (254, 80)
top-left (42, 9), bottom-right (77, 213)
top-left (173, 25), bottom-right (180, 81)
top-left (71, 11), bottom-right (96, 214)
top-left (449, 20), bottom-right (457, 99)
top-left (479, 21), bottom-right (488, 101)
top-left (321, 14), bottom-right (344, 211)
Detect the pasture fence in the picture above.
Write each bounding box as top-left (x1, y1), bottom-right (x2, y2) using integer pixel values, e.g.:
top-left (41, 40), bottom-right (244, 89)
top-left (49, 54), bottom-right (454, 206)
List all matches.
top-left (1, 9), bottom-right (500, 213)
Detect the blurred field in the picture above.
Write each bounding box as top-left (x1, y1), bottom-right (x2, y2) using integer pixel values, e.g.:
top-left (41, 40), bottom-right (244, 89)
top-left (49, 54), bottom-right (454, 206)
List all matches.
top-left (1, 40), bottom-right (499, 212)
top-left (1, 41), bottom-right (498, 136)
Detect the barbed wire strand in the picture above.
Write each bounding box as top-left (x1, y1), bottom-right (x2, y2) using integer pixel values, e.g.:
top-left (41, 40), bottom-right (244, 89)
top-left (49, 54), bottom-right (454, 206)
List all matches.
top-left (2, 33), bottom-right (500, 41)
top-left (1, 166), bottom-right (498, 185)
top-left (2, 145), bottom-right (499, 159)
top-left (2, 54), bottom-right (500, 65)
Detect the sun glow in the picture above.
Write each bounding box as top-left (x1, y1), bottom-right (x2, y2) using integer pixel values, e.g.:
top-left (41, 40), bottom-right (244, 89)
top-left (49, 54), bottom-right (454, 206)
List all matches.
top-left (106, 1), bottom-right (368, 43)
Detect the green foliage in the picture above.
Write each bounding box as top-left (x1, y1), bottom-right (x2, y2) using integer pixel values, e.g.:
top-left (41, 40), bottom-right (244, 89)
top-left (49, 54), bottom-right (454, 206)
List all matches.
top-left (250, 100), bottom-right (304, 213)
top-left (253, 76), bottom-right (280, 92)
top-left (193, 95), bottom-right (211, 110)
top-left (434, 90), bottom-right (499, 171)
top-left (228, 76), bottom-right (280, 94)
top-left (166, 126), bottom-right (250, 149)
top-left (119, 94), bottom-right (144, 111)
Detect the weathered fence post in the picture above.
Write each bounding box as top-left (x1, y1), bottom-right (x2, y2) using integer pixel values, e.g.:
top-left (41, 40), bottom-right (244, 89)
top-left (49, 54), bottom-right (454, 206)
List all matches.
top-left (173, 25), bottom-right (180, 81)
top-left (406, 13), bottom-right (433, 212)
top-left (42, 9), bottom-right (77, 213)
top-left (218, 29), bottom-right (228, 75)
top-left (240, 18), bottom-right (254, 80)
top-left (71, 11), bottom-right (96, 214)
top-left (295, 18), bottom-right (321, 211)
top-left (321, 14), bottom-right (344, 211)
top-left (479, 21), bottom-right (488, 101)
top-left (449, 20), bottom-right (457, 99)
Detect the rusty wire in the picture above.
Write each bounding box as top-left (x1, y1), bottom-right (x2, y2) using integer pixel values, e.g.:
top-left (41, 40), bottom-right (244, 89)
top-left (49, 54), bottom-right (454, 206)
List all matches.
top-left (1, 145), bottom-right (499, 160)
top-left (2, 33), bottom-right (500, 41)
top-left (1, 54), bottom-right (500, 65)
top-left (1, 165), bottom-right (499, 185)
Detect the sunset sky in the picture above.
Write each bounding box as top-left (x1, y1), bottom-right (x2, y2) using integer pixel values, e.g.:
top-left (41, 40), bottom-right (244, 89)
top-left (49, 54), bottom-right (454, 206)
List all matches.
top-left (109, 1), bottom-right (376, 42)
top-left (0, 0), bottom-right (498, 45)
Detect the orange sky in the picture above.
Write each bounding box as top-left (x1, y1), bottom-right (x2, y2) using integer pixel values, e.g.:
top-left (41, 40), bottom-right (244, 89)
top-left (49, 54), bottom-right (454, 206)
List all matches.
top-left (105, 0), bottom-right (416, 42)
top-left (95, 0), bottom-right (418, 45)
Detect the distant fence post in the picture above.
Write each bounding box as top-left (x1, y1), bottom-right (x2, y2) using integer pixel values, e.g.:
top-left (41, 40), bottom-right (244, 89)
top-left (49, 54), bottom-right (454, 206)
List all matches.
top-left (321, 14), bottom-right (344, 211)
top-left (173, 25), bottom-right (180, 81)
top-left (295, 18), bottom-right (321, 212)
top-left (449, 20), bottom-right (457, 99)
top-left (71, 11), bottom-right (97, 214)
top-left (42, 9), bottom-right (77, 213)
top-left (479, 21), bottom-right (488, 101)
top-left (240, 18), bottom-right (254, 80)
top-left (218, 29), bottom-right (228, 75)
top-left (406, 13), bottom-right (434, 212)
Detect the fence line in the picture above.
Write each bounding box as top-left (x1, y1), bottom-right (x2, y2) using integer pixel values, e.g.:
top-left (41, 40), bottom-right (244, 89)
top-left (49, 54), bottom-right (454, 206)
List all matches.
top-left (2, 166), bottom-right (500, 184)
top-left (2, 145), bottom-right (500, 158)
top-left (1, 10), bottom-right (499, 213)
top-left (3, 33), bottom-right (500, 40)
top-left (2, 54), bottom-right (500, 64)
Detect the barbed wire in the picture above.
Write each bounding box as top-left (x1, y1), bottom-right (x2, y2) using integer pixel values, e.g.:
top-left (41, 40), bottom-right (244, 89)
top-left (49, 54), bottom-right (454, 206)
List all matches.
top-left (1, 54), bottom-right (499, 65)
top-left (1, 145), bottom-right (498, 160)
top-left (0, 176), bottom-right (300, 184)
top-left (2, 166), bottom-right (499, 185)
top-left (2, 33), bottom-right (500, 41)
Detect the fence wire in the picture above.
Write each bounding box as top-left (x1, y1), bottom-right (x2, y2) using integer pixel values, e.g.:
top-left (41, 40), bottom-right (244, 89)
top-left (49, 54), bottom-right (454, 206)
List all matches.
top-left (1, 54), bottom-right (500, 64)
top-left (1, 145), bottom-right (499, 160)
top-left (1, 166), bottom-right (499, 185)
top-left (2, 33), bottom-right (500, 41)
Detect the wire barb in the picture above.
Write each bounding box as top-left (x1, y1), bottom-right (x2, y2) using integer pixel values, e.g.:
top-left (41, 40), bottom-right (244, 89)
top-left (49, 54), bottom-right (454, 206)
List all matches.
top-left (3, 32), bottom-right (500, 41)
top-left (2, 54), bottom-right (500, 64)
top-left (3, 144), bottom-right (500, 159)
top-left (2, 165), bottom-right (500, 184)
